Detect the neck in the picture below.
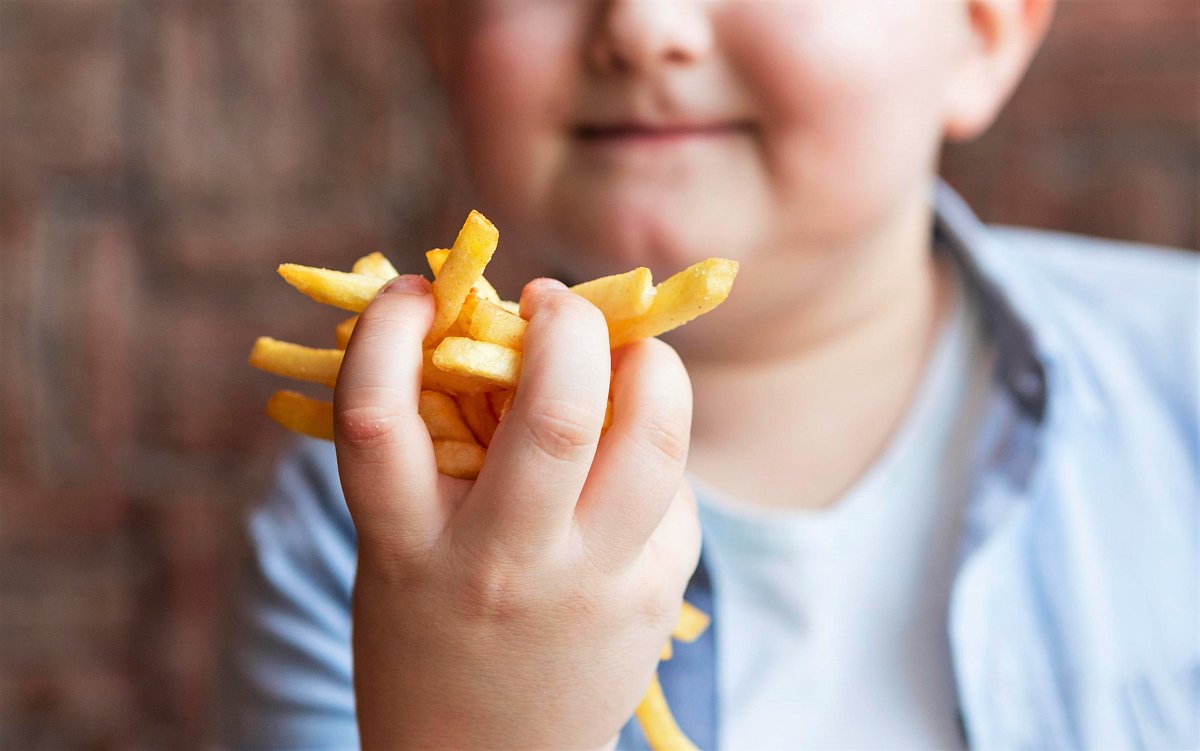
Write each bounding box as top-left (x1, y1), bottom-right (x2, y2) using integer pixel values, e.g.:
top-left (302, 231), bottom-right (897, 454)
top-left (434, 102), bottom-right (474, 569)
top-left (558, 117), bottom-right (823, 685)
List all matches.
top-left (681, 194), bottom-right (951, 511)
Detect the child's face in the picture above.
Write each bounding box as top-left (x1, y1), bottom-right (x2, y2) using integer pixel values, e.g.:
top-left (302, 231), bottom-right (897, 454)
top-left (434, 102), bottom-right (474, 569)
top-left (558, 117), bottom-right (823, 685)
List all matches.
top-left (427, 1), bottom-right (974, 279)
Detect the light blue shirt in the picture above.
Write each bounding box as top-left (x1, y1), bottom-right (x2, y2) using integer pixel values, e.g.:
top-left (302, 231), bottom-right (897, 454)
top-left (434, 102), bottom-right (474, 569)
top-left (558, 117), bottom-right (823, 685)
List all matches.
top-left (697, 272), bottom-right (991, 750)
top-left (219, 184), bottom-right (1199, 749)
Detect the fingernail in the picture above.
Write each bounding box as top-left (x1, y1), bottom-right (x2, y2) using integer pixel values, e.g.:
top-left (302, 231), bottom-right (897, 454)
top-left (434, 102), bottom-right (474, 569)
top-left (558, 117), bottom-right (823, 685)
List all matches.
top-left (380, 274), bottom-right (430, 297)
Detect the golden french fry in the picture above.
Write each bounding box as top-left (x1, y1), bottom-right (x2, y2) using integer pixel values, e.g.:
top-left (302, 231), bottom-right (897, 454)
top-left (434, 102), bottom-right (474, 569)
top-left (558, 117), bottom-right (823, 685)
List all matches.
top-left (426, 248), bottom-right (448, 275)
top-left (421, 350), bottom-right (502, 395)
top-left (468, 299), bottom-right (527, 351)
top-left (335, 316), bottom-right (357, 349)
top-left (278, 264), bottom-right (384, 313)
top-left (672, 601), bottom-right (711, 643)
top-left (603, 398), bottom-right (614, 432)
top-left (660, 640), bottom-right (673, 661)
top-left (497, 299), bottom-right (520, 315)
top-left (458, 291), bottom-right (482, 329)
top-left (426, 249), bottom-right (502, 303)
top-left (352, 251), bottom-right (399, 280)
top-left (608, 259), bottom-right (739, 348)
top-left (425, 215), bottom-right (501, 347)
top-left (266, 390), bottom-right (334, 441)
top-left (433, 337), bottom-right (521, 390)
top-left (433, 439), bottom-right (486, 480)
top-left (456, 393), bottom-right (499, 447)
top-left (250, 337), bottom-right (342, 388)
top-left (487, 390), bottom-right (514, 421)
top-left (570, 267), bottom-right (655, 325)
top-left (419, 391), bottom-right (476, 442)
top-left (635, 673), bottom-right (698, 751)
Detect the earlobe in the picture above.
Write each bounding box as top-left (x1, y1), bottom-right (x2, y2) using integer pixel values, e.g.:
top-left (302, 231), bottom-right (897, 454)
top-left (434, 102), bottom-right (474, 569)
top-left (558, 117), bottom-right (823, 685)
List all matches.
top-left (942, 0), bottom-right (1056, 141)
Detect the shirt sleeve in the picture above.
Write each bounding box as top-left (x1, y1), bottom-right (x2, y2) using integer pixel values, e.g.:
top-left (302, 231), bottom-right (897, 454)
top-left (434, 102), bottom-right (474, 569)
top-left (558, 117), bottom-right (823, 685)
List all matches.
top-left (217, 438), bottom-right (360, 750)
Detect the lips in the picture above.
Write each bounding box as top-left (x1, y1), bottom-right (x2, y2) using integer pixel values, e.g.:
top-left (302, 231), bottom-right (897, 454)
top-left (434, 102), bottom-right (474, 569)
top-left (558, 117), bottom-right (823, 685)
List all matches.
top-left (572, 121), bottom-right (753, 144)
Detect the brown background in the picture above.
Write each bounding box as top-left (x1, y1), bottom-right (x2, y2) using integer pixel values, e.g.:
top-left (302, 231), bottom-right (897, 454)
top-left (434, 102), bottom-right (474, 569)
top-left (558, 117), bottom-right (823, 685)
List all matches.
top-left (1, 2), bottom-right (1196, 748)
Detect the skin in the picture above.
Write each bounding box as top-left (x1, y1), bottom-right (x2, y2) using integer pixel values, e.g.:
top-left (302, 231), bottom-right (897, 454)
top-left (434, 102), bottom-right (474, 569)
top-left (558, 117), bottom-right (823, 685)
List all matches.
top-left (340, 1), bottom-right (1053, 747)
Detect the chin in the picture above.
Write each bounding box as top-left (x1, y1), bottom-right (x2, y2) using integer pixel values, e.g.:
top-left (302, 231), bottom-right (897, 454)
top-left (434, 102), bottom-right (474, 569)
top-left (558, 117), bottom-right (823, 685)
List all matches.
top-left (550, 188), bottom-right (759, 279)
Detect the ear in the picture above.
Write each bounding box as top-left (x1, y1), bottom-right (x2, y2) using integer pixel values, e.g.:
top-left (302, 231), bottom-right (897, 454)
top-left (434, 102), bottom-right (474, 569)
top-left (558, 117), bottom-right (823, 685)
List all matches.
top-left (943, 0), bottom-right (1056, 141)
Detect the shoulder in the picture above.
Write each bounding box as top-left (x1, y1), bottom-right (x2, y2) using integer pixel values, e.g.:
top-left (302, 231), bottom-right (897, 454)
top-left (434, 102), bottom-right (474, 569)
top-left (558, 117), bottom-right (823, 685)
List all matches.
top-left (978, 227), bottom-right (1198, 434)
top-left (986, 226), bottom-right (1197, 345)
top-left (955, 231), bottom-right (1198, 746)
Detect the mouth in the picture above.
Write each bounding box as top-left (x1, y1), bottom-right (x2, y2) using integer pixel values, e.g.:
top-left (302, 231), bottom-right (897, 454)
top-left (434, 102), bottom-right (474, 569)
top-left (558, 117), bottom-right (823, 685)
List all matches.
top-left (572, 121), bottom-right (754, 146)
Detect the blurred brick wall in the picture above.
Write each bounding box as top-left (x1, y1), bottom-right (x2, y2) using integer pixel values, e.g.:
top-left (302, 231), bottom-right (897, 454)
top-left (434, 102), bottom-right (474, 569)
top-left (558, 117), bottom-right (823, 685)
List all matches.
top-left (942, 1), bottom-right (1199, 249)
top-left (0, 1), bottom-right (1195, 748)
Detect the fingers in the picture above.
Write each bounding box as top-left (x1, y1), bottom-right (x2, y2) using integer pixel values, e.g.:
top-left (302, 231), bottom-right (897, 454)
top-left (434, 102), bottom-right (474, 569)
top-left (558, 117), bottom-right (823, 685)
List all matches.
top-left (460, 279), bottom-right (610, 550)
top-left (334, 275), bottom-right (440, 551)
top-left (575, 338), bottom-right (693, 566)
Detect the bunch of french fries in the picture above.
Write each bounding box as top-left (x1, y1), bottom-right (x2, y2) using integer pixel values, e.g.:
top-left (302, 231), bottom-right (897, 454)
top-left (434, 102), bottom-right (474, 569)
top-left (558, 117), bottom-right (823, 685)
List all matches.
top-left (250, 210), bottom-right (737, 481)
top-left (249, 210), bottom-right (733, 750)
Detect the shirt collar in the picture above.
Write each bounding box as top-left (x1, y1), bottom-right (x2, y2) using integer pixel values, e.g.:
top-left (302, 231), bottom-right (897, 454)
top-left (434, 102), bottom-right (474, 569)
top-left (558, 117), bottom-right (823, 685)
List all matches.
top-left (933, 181), bottom-right (1049, 424)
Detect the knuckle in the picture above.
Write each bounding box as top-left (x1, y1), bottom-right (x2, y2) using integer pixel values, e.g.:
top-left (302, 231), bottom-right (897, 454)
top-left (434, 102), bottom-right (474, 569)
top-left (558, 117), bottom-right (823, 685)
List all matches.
top-left (635, 411), bottom-right (690, 466)
top-left (455, 558), bottom-right (532, 625)
top-left (521, 397), bottom-right (599, 463)
top-left (641, 579), bottom-right (684, 632)
top-left (334, 403), bottom-right (399, 449)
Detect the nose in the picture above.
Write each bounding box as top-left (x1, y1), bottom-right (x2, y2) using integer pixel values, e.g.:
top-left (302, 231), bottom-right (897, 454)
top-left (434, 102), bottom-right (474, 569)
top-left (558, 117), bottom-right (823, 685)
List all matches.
top-left (588, 0), bottom-right (714, 74)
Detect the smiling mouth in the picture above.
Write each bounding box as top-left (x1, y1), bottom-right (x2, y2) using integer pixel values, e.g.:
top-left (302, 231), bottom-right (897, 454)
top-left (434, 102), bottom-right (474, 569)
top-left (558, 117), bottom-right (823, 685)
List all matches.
top-left (573, 121), bottom-right (753, 145)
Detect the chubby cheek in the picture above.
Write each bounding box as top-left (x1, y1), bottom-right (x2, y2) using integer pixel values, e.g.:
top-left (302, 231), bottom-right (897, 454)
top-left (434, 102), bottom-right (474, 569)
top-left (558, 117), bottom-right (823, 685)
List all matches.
top-left (722, 5), bottom-right (959, 243)
top-left (451, 5), bottom-right (579, 227)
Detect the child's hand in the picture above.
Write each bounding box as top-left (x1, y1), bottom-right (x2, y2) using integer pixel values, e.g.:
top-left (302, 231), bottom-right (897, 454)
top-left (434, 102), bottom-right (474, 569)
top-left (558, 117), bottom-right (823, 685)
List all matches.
top-left (334, 274), bottom-right (700, 750)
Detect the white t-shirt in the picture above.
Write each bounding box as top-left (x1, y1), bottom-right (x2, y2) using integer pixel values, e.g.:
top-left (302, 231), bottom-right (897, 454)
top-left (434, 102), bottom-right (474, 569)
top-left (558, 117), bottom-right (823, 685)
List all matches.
top-left (694, 283), bottom-right (994, 751)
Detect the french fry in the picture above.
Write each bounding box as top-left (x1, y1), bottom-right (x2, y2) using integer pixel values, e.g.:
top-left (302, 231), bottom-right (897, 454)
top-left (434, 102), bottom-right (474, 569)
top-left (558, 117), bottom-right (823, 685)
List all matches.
top-left (458, 291), bottom-right (482, 329)
top-left (608, 259), bottom-right (739, 349)
top-left (278, 264), bottom-right (384, 313)
top-left (497, 299), bottom-right (520, 315)
top-left (635, 673), bottom-right (698, 751)
top-left (266, 390), bottom-right (334, 441)
top-left (352, 251), bottom-right (399, 280)
top-left (468, 299), bottom-right (527, 351)
top-left (660, 641), bottom-right (673, 661)
top-left (426, 214), bottom-right (500, 346)
top-left (425, 248), bottom-right (448, 275)
top-left (603, 398), bottom-right (614, 432)
top-left (672, 601), bottom-right (711, 643)
top-left (421, 350), bottom-right (502, 395)
top-left (456, 393), bottom-right (499, 446)
top-left (251, 338), bottom-right (502, 394)
top-left (250, 337), bottom-right (342, 388)
top-left (487, 390), bottom-right (514, 421)
top-left (570, 267), bottom-right (655, 324)
top-left (335, 316), bottom-right (357, 349)
top-left (433, 439), bottom-right (486, 479)
top-left (426, 249), bottom-right (501, 303)
top-left (433, 337), bottom-right (521, 390)
top-left (419, 391), bottom-right (476, 443)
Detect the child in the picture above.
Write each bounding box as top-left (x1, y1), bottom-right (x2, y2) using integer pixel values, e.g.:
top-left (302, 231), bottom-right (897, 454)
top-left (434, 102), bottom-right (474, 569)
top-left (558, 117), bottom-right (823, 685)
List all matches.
top-left (220, 1), bottom-right (1198, 748)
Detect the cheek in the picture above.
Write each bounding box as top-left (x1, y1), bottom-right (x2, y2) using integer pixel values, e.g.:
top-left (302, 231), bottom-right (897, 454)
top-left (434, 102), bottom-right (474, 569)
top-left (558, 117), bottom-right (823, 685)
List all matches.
top-left (451, 8), bottom-right (579, 216)
top-left (723, 6), bottom-right (958, 238)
